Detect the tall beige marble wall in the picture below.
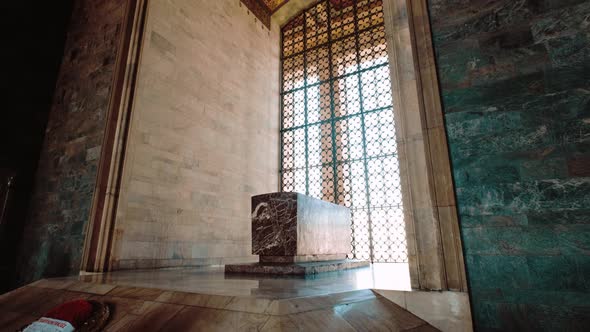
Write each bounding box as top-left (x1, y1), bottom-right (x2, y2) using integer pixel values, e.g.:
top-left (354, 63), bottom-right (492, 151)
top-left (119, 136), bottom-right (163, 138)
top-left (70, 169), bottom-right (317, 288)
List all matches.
top-left (110, 0), bottom-right (280, 269)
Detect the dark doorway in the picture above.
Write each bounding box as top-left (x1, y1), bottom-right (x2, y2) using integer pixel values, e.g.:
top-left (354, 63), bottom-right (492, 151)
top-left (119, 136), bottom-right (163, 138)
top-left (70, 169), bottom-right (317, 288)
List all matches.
top-left (0, 1), bottom-right (74, 293)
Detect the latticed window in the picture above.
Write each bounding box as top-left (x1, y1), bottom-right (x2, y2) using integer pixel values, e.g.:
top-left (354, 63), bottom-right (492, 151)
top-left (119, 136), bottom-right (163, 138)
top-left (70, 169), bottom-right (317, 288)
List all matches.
top-left (280, 0), bottom-right (407, 262)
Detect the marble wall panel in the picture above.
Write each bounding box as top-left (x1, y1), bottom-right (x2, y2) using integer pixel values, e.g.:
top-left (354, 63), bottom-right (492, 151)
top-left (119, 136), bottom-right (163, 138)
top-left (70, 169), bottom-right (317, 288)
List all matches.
top-left (16, 0), bottom-right (127, 284)
top-left (111, 0), bottom-right (281, 268)
top-left (428, 0), bottom-right (590, 330)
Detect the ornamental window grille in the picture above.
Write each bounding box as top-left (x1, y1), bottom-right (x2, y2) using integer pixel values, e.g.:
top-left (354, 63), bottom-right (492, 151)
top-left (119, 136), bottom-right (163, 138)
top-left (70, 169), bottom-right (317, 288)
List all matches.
top-left (280, 0), bottom-right (407, 262)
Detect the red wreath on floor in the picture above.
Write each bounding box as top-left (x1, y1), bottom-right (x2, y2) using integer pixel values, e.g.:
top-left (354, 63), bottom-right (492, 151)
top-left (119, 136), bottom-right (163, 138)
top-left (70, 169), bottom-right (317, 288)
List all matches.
top-left (45, 300), bottom-right (94, 328)
top-left (22, 299), bottom-right (109, 332)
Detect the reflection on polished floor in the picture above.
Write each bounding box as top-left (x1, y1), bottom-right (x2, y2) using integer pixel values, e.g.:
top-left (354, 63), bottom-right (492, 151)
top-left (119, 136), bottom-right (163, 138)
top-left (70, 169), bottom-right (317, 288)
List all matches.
top-left (78, 263), bottom-right (411, 300)
top-left (0, 263), bottom-right (442, 331)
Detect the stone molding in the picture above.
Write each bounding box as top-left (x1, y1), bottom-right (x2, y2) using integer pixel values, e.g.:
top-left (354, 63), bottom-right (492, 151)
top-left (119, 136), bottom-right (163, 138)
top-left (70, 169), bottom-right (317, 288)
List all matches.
top-left (81, 0), bottom-right (150, 272)
top-left (382, 0), bottom-right (467, 291)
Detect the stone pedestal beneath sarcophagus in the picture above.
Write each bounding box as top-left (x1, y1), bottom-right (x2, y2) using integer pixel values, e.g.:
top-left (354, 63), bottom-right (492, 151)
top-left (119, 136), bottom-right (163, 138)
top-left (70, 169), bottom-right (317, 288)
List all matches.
top-left (225, 192), bottom-right (369, 275)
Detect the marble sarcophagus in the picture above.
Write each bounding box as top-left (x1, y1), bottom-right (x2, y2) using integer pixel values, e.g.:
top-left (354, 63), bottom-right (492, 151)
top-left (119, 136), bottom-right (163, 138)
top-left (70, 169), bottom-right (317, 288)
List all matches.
top-left (225, 192), bottom-right (369, 275)
top-left (252, 192), bottom-right (351, 262)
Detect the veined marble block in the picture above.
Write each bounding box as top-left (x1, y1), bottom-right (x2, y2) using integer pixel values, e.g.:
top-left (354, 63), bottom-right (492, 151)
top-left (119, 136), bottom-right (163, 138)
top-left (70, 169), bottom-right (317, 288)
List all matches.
top-left (251, 192), bottom-right (352, 260)
top-left (226, 192), bottom-right (367, 275)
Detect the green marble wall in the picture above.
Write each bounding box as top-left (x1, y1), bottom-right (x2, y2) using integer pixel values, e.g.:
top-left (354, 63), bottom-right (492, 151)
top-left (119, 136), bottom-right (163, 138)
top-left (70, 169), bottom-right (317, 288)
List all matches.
top-left (14, 0), bottom-right (126, 286)
top-left (427, 0), bottom-right (590, 330)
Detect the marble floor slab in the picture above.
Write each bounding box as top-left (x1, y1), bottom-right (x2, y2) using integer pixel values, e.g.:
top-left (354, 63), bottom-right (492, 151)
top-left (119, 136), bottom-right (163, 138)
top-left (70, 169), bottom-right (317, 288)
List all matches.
top-left (0, 279), bottom-right (436, 332)
top-left (75, 263), bottom-right (411, 300)
top-left (0, 263), bottom-right (476, 331)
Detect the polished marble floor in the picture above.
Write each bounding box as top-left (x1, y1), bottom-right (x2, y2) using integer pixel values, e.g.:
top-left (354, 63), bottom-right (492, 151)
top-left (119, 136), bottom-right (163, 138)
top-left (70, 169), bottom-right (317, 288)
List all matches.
top-left (77, 263), bottom-right (411, 300)
top-left (0, 279), bottom-right (436, 331)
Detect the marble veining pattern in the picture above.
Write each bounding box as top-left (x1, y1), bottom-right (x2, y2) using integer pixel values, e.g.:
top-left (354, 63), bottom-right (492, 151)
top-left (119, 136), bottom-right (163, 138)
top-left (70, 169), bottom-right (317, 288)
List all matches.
top-left (252, 192), bottom-right (298, 256)
top-left (429, 0), bottom-right (590, 330)
top-left (251, 192), bottom-right (352, 258)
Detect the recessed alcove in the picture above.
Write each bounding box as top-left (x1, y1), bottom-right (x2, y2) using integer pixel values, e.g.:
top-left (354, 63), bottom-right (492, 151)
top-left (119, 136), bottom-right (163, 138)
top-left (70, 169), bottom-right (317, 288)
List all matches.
top-left (68, 0), bottom-right (471, 330)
